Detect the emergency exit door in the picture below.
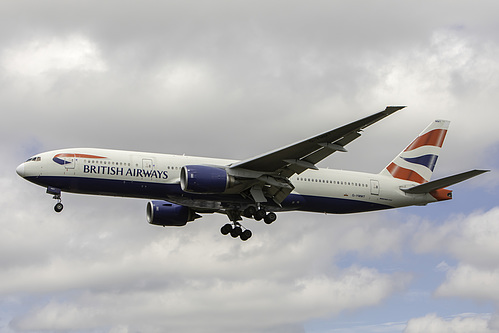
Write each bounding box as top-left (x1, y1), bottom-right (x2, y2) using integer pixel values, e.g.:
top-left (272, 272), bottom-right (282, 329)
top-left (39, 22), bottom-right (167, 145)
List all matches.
top-left (370, 179), bottom-right (380, 195)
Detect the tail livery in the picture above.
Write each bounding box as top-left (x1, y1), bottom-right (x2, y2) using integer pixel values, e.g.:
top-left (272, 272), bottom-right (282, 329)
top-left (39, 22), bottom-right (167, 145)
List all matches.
top-left (381, 119), bottom-right (489, 200)
top-left (381, 120), bottom-right (450, 184)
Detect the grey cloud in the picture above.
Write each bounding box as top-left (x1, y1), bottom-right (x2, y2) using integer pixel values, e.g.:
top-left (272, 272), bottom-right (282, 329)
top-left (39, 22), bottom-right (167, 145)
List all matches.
top-left (2, 1), bottom-right (499, 332)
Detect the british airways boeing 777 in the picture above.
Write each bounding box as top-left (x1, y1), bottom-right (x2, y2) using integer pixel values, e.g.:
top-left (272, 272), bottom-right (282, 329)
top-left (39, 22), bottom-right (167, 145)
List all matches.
top-left (16, 107), bottom-right (488, 240)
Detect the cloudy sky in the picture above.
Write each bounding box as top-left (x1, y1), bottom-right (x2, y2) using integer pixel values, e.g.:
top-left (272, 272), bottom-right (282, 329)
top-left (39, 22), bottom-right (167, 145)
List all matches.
top-left (1, 1), bottom-right (499, 332)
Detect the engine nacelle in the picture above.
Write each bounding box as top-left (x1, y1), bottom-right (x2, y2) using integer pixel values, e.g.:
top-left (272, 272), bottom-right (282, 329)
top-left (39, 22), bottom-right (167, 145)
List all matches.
top-left (146, 200), bottom-right (200, 227)
top-left (180, 165), bottom-right (234, 193)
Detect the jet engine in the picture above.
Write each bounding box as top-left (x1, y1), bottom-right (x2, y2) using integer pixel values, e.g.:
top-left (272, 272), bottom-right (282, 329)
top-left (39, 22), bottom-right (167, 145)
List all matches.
top-left (180, 165), bottom-right (235, 193)
top-left (146, 200), bottom-right (200, 226)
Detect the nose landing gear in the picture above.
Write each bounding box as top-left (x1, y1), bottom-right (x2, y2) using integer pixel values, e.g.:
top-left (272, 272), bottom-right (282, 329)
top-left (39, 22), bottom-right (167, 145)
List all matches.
top-left (54, 200), bottom-right (63, 213)
top-left (47, 187), bottom-right (63, 213)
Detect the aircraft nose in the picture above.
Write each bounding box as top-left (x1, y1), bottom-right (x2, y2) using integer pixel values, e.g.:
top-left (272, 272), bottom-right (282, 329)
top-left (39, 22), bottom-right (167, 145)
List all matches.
top-left (16, 163), bottom-right (25, 177)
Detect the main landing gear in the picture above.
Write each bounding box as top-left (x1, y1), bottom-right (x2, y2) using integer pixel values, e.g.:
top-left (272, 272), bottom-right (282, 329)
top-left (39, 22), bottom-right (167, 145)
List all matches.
top-left (47, 187), bottom-right (63, 213)
top-left (243, 206), bottom-right (277, 224)
top-left (221, 206), bottom-right (277, 241)
top-left (221, 223), bottom-right (253, 241)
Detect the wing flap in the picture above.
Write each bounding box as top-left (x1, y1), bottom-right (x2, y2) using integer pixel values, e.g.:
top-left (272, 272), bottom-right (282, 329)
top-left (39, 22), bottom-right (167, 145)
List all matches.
top-left (302, 131), bottom-right (361, 167)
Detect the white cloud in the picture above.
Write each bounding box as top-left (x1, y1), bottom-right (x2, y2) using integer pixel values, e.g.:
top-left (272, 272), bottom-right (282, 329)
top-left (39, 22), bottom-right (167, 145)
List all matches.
top-left (408, 207), bottom-right (499, 309)
top-left (10, 267), bottom-right (408, 332)
top-left (404, 313), bottom-right (497, 333)
top-left (436, 264), bottom-right (499, 302)
top-left (1, 34), bottom-right (107, 76)
top-left (413, 207), bottom-right (499, 268)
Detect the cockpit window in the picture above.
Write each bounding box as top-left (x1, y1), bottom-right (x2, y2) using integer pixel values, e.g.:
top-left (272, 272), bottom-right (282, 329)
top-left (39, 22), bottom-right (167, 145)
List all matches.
top-left (25, 156), bottom-right (41, 162)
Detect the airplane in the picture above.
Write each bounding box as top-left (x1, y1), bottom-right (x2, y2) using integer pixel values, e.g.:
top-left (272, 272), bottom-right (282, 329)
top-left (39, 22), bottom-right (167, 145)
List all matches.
top-left (16, 106), bottom-right (489, 240)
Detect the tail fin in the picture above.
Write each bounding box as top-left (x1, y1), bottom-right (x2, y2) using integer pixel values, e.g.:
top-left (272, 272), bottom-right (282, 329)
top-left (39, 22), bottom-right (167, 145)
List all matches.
top-left (380, 120), bottom-right (450, 183)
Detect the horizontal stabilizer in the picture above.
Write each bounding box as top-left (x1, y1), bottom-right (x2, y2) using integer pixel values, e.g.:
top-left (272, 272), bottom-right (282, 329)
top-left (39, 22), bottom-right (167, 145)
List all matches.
top-left (402, 169), bottom-right (490, 194)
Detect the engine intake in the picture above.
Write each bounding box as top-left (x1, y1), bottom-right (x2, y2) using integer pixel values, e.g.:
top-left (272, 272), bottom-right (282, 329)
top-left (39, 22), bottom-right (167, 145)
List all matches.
top-left (146, 200), bottom-right (200, 226)
top-left (180, 165), bottom-right (234, 193)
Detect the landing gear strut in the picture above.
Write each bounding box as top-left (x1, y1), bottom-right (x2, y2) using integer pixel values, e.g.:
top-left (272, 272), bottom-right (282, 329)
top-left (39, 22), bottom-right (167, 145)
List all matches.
top-left (47, 187), bottom-right (63, 213)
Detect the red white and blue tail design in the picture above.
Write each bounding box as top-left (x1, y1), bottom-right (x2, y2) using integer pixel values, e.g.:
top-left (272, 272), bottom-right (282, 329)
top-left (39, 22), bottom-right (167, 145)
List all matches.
top-left (380, 120), bottom-right (450, 183)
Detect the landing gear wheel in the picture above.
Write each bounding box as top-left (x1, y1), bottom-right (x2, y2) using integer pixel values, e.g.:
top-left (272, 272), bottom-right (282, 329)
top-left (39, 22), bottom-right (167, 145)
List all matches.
top-left (264, 212), bottom-right (277, 224)
top-left (221, 224), bottom-right (232, 235)
top-left (54, 202), bottom-right (64, 213)
top-left (243, 206), bottom-right (257, 218)
top-left (240, 229), bottom-right (252, 241)
top-left (230, 226), bottom-right (242, 238)
top-left (254, 209), bottom-right (266, 221)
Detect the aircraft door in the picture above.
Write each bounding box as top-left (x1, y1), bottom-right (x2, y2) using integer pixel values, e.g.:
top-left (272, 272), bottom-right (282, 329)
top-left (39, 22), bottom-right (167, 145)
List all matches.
top-left (142, 158), bottom-right (155, 179)
top-left (132, 156), bottom-right (156, 179)
top-left (370, 179), bottom-right (380, 195)
top-left (142, 158), bottom-right (153, 170)
top-left (66, 154), bottom-right (75, 169)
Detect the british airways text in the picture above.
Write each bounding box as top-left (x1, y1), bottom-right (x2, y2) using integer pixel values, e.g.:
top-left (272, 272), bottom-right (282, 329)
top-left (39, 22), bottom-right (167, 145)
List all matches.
top-left (83, 165), bottom-right (168, 179)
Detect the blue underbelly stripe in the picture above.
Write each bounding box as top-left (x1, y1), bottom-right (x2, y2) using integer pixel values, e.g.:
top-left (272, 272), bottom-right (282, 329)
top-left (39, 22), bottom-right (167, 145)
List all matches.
top-left (25, 176), bottom-right (393, 214)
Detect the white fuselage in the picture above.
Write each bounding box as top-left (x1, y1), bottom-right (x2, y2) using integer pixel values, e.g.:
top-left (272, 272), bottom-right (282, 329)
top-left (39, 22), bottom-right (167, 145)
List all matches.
top-left (17, 148), bottom-right (438, 214)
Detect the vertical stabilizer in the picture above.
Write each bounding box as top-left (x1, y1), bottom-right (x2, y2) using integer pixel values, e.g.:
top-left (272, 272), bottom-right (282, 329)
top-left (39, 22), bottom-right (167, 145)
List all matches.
top-left (380, 120), bottom-right (450, 183)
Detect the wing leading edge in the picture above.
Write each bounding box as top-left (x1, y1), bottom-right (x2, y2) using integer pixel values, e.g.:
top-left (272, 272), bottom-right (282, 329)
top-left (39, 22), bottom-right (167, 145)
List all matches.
top-left (230, 106), bottom-right (406, 175)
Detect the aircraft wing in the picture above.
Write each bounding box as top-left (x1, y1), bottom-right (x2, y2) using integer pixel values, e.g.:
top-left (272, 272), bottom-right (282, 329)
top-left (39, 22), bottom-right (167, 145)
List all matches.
top-left (228, 106), bottom-right (405, 204)
top-left (231, 106), bottom-right (406, 176)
